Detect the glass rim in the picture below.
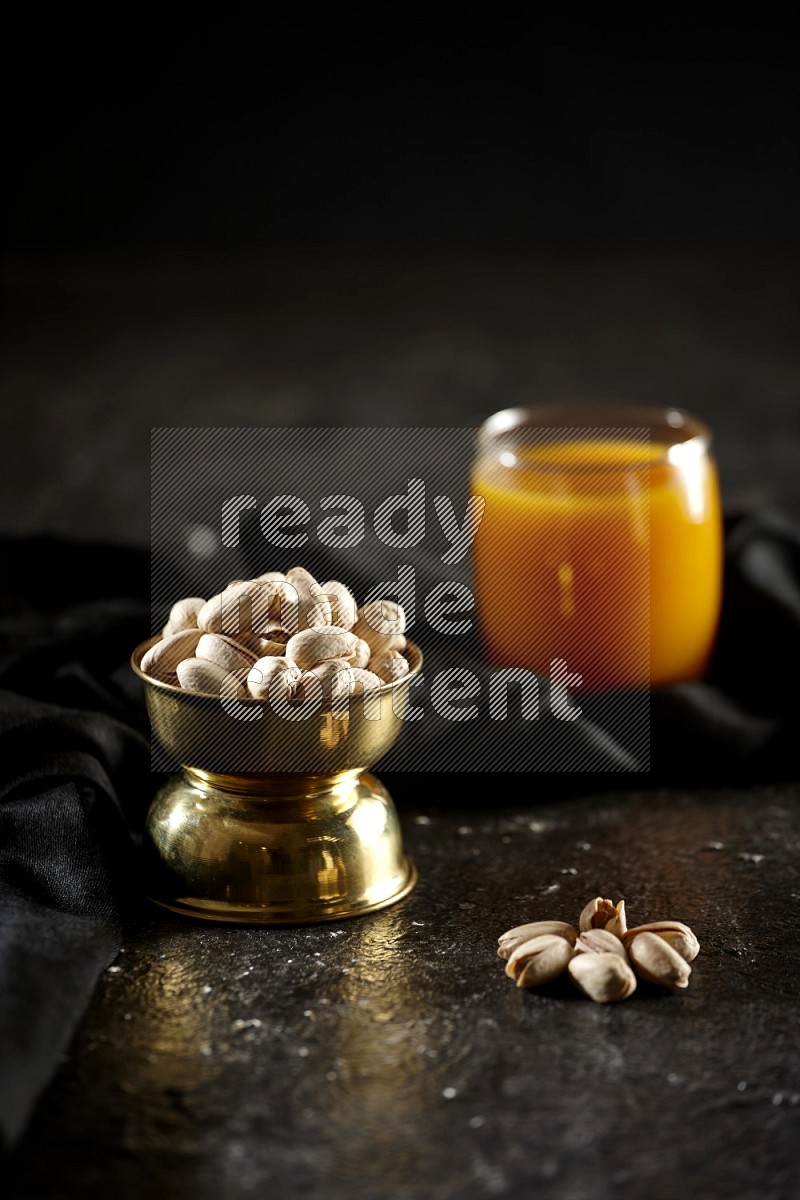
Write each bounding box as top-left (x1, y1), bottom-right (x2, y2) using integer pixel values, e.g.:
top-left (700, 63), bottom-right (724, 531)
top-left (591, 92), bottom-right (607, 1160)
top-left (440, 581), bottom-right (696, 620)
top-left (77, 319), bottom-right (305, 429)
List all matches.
top-left (475, 403), bottom-right (712, 473)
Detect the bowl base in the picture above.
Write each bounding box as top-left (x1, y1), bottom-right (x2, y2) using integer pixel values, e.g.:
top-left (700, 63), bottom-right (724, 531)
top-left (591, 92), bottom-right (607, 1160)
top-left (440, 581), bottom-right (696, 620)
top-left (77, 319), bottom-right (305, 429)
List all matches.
top-left (141, 768), bottom-right (417, 925)
top-left (144, 865), bottom-right (418, 925)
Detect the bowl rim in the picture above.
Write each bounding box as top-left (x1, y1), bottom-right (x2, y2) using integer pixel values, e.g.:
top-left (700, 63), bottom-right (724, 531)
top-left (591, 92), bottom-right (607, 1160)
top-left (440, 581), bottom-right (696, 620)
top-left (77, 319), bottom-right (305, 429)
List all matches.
top-left (130, 634), bottom-right (424, 705)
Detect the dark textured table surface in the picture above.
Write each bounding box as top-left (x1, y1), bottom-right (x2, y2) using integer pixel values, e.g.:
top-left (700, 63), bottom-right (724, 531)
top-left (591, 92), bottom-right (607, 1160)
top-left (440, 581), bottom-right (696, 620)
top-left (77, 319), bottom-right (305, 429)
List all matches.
top-left (3, 241), bottom-right (799, 1199)
top-left (8, 782), bottom-right (800, 1200)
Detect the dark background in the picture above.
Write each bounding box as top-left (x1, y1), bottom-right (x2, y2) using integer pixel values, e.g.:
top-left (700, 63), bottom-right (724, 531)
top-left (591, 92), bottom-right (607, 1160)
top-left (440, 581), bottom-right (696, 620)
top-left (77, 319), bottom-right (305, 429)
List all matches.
top-left (3, 14), bottom-right (799, 546)
top-left (7, 14), bottom-right (800, 247)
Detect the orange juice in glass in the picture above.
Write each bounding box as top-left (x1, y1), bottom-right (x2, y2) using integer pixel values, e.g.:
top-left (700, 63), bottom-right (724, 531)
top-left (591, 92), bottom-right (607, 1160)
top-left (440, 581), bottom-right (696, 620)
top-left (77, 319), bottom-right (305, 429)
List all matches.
top-left (470, 406), bottom-right (723, 693)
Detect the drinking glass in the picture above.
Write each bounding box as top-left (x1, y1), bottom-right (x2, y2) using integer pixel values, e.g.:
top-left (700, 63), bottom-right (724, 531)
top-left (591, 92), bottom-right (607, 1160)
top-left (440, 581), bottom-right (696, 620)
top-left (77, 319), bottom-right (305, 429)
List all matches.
top-left (470, 404), bottom-right (723, 693)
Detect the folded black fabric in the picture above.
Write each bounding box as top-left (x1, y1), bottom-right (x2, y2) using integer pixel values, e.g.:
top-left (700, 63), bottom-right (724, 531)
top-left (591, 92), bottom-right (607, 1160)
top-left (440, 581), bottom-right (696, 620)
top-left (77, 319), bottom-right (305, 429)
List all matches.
top-left (649, 508), bottom-right (800, 783)
top-left (1, 511), bottom-right (799, 1151)
top-left (0, 539), bottom-right (150, 1151)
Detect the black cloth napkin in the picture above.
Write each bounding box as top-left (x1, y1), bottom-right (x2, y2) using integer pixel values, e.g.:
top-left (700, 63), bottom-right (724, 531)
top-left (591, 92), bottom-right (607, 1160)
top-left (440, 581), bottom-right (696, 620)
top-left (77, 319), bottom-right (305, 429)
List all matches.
top-left (2, 511), bottom-right (799, 1151)
top-left (0, 539), bottom-right (151, 1151)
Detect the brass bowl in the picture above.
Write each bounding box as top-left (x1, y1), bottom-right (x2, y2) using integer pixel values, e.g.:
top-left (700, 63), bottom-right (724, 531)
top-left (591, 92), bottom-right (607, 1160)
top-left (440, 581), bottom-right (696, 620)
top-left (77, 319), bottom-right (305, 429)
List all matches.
top-left (131, 637), bottom-right (423, 925)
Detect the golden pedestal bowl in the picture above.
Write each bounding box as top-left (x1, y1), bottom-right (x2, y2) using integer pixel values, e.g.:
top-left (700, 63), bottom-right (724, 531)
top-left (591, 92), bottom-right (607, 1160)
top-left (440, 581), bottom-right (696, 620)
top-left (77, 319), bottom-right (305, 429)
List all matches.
top-left (131, 638), bottom-right (422, 925)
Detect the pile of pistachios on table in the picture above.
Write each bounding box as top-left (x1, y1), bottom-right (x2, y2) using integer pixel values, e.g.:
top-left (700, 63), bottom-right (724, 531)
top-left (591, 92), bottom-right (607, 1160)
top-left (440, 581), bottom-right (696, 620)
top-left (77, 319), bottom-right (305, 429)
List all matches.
top-left (498, 896), bottom-right (700, 1003)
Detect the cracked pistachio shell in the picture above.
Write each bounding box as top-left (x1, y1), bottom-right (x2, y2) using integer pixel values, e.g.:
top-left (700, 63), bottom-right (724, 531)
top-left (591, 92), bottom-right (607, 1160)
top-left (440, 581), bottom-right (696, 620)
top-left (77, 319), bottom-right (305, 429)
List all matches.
top-left (505, 934), bottom-right (575, 987)
top-left (251, 639), bottom-right (290, 658)
top-left (249, 621), bottom-right (291, 657)
top-left (141, 628), bottom-right (203, 680)
top-left (176, 657), bottom-right (247, 698)
top-left (568, 953), bottom-right (637, 1003)
top-left (627, 932), bottom-right (691, 988)
top-left (623, 922), bottom-right (700, 963)
top-left (497, 921), bottom-right (578, 960)
top-left (575, 929), bottom-right (627, 958)
top-left (196, 633), bottom-right (256, 676)
top-left (579, 897), bottom-right (627, 937)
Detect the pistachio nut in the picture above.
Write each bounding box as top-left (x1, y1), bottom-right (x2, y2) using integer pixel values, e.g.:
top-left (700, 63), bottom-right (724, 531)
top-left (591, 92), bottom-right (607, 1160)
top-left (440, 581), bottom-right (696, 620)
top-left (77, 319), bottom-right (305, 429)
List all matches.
top-left (246, 656), bottom-right (302, 700)
top-left (627, 931), bottom-right (691, 988)
top-left (497, 920), bottom-right (578, 960)
top-left (352, 638), bottom-right (372, 669)
top-left (141, 628), bottom-right (203, 681)
top-left (622, 921), bottom-right (699, 963)
top-left (306, 660), bottom-right (354, 716)
top-left (284, 627), bottom-right (360, 670)
top-left (370, 648), bottom-right (411, 683)
top-left (176, 657), bottom-right (246, 698)
top-left (568, 953), bottom-right (637, 1003)
top-left (352, 600), bottom-right (408, 658)
top-left (579, 896), bottom-right (627, 938)
top-left (350, 668), bottom-right (384, 694)
top-left (505, 934), bottom-right (575, 988)
top-left (197, 579), bottom-right (276, 638)
top-left (248, 620), bottom-right (292, 658)
top-left (574, 929), bottom-right (628, 959)
top-left (321, 579), bottom-right (358, 631)
top-left (196, 632), bottom-right (257, 676)
top-left (285, 566), bottom-right (333, 631)
top-left (162, 595), bottom-right (206, 637)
